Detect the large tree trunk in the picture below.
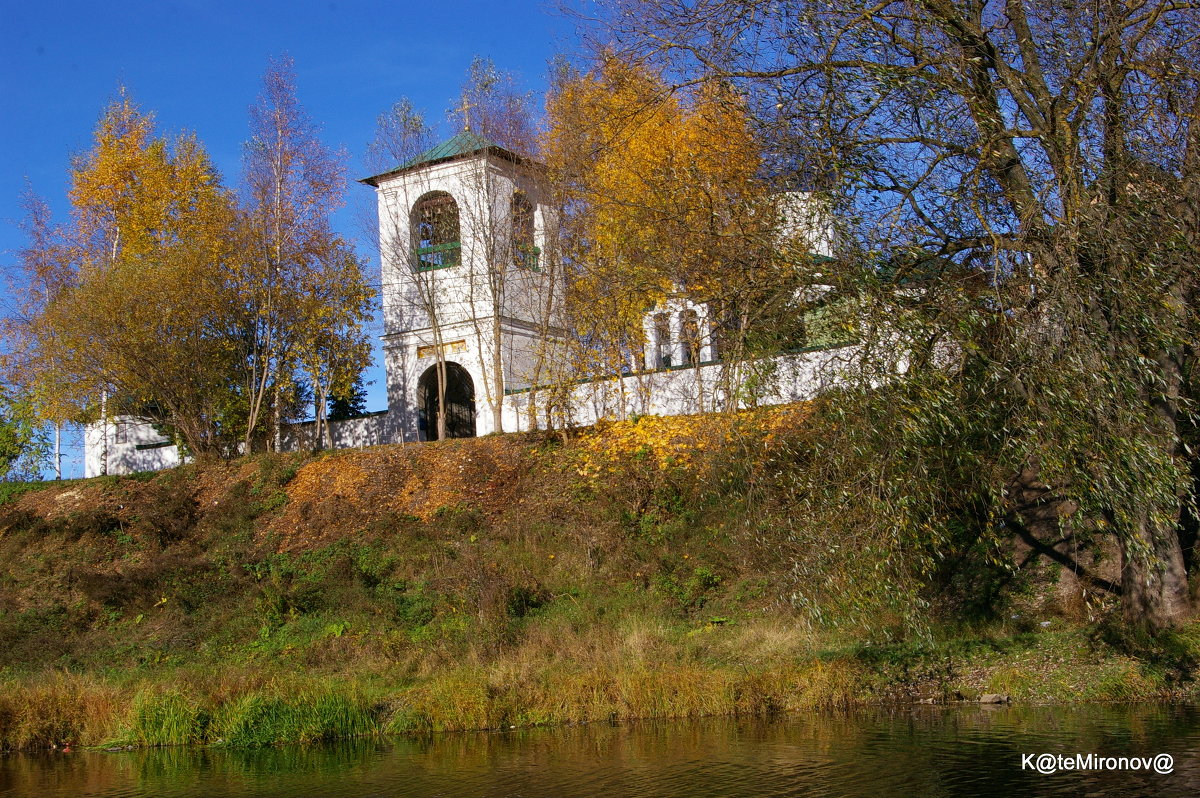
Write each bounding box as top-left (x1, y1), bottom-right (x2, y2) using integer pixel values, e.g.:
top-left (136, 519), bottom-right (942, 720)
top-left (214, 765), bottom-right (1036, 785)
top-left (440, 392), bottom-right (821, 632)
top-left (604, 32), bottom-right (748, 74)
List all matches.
top-left (1010, 462), bottom-right (1192, 631)
top-left (1121, 511), bottom-right (1191, 632)
top-left (1121, 328), bottom-right (1193, 630)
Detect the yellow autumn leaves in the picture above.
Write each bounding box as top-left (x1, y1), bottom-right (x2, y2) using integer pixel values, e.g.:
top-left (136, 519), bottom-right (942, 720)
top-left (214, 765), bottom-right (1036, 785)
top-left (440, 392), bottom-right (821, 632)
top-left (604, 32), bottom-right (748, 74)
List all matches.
top-left (13, 93), bottom-right (241, 437)
top-left (544, 57), bottom-right (772, 374)
top-left (573, 403), bottom-right (815, 479)
top-left (9, 69), bottom-right (374, 458)
top-left (575, 415), bottom-right (716, 478)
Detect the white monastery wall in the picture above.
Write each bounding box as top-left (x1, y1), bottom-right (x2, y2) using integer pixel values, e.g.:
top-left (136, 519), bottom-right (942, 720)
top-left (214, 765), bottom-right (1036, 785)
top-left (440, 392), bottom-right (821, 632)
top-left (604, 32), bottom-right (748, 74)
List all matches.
top-left (501, 345), bottom-right (856, 433)
top-left (279, 410), bottom-right (396, 452)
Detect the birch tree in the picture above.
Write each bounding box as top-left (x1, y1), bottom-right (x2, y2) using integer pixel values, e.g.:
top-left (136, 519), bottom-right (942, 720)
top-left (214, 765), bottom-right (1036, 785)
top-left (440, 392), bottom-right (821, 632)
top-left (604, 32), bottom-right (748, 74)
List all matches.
top-left (455, 57), bottom-right (540, 435)
top-left (239, 55), bottom-right (372, 451)
top-left (365, 98), bottom-right (450, 440)
top-left (7, 80), bottom-right (373, 462)
top-left (4, 93), bottom-right (244, 458)
top-left (544, 57), bottom-right (799, 413)
top-left (367, 59), bottom-right (545, 440)
top-left (0, 386), bottom-right (51, 481)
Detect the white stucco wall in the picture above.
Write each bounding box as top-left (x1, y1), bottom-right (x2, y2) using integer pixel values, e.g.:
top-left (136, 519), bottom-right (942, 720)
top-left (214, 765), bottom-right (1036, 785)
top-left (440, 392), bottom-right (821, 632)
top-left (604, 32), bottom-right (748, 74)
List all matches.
top-left (84, 417), bottom-right (181, 477)
top-left (501, 344), bottom-right (857, 433)
top-left (279, 411), bottom-right (396, 452)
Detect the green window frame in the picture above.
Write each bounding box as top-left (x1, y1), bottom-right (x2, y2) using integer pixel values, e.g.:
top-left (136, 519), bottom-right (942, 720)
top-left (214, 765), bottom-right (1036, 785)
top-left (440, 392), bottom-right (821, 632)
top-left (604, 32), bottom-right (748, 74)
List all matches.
top-left (412, 191), bottom-right (462, 272)
top-left (415, 241), bottom-right (462, 271)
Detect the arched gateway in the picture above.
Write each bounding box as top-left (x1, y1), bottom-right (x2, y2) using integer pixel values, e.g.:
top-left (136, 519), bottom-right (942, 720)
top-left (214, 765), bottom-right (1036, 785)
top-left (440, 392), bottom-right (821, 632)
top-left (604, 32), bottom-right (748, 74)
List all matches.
top-left (416, 362), bottom-right (476, 441)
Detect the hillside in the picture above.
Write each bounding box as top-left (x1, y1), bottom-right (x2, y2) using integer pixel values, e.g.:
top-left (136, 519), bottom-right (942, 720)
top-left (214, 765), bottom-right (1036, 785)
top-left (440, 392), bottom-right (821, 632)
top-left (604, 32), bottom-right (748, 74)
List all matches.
top-left (1, 405), bottom-right (1197, 751)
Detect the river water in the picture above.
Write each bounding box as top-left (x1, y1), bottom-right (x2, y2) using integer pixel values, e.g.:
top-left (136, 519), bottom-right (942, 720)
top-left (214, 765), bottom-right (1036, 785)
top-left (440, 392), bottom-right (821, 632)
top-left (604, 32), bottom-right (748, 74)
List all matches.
top-left (3, 704), bottom-right (1199, 797)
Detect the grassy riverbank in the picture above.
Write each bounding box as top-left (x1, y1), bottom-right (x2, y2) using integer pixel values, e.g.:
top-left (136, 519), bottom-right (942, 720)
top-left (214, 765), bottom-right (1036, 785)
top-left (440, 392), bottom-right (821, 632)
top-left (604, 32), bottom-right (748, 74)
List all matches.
top-left (2, 405), bottom-right (1198, 751)
top-left (4, 623), bottom-right (1197, 751)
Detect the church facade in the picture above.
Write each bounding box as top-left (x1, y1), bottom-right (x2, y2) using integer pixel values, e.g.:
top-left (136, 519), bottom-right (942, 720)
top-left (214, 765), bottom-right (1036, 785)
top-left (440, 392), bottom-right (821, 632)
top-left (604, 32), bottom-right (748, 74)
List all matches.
top-left (86, 132), bottom-right (847, 476)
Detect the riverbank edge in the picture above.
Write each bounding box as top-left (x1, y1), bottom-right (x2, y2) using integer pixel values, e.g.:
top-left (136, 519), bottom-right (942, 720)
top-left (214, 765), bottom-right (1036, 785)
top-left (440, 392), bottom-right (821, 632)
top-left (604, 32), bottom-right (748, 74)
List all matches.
top-left (4, 628), bottom-right (1197, 752)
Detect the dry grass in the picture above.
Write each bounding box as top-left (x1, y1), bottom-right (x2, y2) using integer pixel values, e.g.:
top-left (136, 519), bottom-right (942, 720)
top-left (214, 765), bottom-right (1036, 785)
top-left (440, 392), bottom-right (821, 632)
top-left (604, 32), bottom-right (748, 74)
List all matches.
top-left (379, 614), bottom-right (865, 734)
top-left (0, 673), bottom-right (126, 750)
top-left (386, 657), bottom-right (864, 734)
top-left (0, 616), bottom-right (865, 750)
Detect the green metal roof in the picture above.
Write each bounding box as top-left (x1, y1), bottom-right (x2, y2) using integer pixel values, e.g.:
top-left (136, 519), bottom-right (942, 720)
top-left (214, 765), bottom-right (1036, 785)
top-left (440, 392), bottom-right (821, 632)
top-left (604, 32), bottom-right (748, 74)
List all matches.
top-left (360, 130), bottom-right (518, 186)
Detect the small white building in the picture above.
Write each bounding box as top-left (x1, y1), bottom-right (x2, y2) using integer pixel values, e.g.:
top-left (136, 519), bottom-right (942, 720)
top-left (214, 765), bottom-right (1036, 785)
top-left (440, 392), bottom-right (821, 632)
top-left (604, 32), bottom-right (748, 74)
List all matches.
top-left (88, 131), bottom-right (848, 475)
top-left (84, 416), bottom-right (181, 478)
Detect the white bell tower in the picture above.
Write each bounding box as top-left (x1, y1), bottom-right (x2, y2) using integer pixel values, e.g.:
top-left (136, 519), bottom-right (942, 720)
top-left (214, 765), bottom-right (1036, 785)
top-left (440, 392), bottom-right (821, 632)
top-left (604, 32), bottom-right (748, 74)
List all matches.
top-left (362, 131), bottom-right (561, 441)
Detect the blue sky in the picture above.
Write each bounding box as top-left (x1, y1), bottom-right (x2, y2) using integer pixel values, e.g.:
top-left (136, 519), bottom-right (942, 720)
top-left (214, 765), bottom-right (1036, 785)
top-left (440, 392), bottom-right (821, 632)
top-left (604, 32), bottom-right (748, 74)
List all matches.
top-left (0, 0), bottom-right (582, 477)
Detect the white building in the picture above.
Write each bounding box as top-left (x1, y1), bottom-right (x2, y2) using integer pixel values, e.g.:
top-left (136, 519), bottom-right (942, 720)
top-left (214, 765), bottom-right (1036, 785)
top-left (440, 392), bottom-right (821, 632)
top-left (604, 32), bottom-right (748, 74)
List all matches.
top-left (88, 131), bottom-right (847, 475)
top-left (84, 416), bottom-right (181, 478)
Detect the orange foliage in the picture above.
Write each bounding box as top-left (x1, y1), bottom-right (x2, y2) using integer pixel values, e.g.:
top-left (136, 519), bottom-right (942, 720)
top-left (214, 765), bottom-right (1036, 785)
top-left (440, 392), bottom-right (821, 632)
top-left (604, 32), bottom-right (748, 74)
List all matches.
top-left (267, 439), bottom-right (530, 550)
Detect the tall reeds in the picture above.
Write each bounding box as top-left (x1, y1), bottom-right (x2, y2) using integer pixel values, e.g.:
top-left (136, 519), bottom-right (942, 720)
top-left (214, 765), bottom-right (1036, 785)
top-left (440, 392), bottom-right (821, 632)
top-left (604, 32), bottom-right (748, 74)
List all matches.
top-left (0, 673), bottom-right (124, 750)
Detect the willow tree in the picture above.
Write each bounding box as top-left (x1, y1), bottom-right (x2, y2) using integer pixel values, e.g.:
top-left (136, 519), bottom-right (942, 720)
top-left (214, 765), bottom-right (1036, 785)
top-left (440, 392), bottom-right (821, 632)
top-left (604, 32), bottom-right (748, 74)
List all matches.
top-left (603, 0), bottom-right (1200, 630)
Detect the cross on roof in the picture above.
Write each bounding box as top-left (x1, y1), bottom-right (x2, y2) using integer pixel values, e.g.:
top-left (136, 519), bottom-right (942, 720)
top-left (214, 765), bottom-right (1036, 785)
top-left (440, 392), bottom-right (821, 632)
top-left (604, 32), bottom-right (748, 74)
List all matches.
top-left (454, 96), bottom-right (474, 132)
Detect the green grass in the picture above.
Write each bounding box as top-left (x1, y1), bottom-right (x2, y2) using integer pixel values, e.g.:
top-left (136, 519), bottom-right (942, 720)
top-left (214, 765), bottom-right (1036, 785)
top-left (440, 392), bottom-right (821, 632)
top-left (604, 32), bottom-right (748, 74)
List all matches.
top-left (212, 688), bottom-right (376, 747)
top-left (0, 478), bottom-right (63, 505)
top-left (128, 689), bottom-right (208, 746)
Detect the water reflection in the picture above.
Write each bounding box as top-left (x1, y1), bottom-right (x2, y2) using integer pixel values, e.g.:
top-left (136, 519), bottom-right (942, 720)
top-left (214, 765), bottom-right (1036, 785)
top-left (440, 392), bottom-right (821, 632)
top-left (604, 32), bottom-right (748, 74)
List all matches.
top-left (2, 704), bottom-right (1198, 797)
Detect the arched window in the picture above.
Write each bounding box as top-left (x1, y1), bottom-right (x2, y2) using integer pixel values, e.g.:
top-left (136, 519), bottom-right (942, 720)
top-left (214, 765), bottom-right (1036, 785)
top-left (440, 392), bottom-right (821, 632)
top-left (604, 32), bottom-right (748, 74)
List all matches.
top-left (411, 191), bottom-right (461, 271)
top-left (511, 190), bottom-right (540, 271)
top-left (681, 309), bottom-right (701, 366)
top-left (654, 312), bottom-right (672, 369)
